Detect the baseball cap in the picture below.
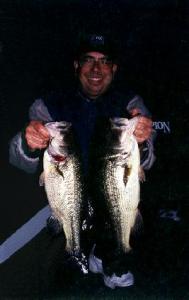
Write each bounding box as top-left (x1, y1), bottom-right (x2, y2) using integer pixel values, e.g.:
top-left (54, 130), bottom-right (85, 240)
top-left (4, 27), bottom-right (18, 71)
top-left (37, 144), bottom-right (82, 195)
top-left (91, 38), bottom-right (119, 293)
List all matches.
top-left (75, 33), bottom-right (118, 61)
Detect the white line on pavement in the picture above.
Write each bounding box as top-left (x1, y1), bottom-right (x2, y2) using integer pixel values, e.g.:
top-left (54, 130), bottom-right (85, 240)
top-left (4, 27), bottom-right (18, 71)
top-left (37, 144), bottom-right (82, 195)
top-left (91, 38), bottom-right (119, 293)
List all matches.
top-left (0, 205), bottom-right (51, 263)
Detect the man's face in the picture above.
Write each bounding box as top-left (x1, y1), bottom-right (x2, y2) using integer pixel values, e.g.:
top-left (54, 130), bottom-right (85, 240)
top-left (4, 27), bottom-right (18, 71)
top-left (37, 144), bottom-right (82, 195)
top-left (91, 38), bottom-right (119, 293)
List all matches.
top-left (74, 51), bottom-right (117, 99)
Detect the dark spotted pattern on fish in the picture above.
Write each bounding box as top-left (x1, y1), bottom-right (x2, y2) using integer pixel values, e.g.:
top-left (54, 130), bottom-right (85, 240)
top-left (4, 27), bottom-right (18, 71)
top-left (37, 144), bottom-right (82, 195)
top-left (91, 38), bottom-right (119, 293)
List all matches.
top-left (90, 117), bottom-right (141, 255)
top-left (43, 121), bottom-right (84, 256)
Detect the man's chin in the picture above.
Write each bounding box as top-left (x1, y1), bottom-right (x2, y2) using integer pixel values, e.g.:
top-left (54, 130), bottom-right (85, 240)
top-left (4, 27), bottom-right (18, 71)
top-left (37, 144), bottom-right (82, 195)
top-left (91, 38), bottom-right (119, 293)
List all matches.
top-left (87, 80), bottom-right (102, 87)
top-left (88, 87), bottom-right (105, 98)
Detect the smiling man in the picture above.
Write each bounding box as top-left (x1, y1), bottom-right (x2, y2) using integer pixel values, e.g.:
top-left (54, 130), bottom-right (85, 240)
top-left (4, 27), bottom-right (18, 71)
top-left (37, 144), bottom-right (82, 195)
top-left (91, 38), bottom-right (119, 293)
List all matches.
top-left (9, 33), bottom-right (155, 288)
top-left (74, 51), bottom-right (117, 99)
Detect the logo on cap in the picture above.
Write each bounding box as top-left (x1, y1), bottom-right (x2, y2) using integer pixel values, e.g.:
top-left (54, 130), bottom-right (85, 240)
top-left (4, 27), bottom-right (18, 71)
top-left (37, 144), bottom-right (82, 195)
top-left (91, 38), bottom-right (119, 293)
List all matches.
top-left (90, 35), bottom-right (105, 45)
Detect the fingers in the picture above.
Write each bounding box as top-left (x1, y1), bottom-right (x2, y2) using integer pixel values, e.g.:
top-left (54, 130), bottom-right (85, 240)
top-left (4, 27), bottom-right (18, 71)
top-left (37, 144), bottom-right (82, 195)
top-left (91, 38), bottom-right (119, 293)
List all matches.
top-left (25, 121), bottom-right (50, 150)
top-left (134, 116), bottom-right (153, 143)
top-left (129, 108), bottom-right (140, 117)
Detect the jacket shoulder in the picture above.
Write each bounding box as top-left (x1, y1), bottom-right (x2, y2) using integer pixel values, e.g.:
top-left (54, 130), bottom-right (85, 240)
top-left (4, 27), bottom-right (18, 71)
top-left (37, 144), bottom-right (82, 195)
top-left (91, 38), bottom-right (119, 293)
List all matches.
top-left (28, 98), bottom-right (53, 122)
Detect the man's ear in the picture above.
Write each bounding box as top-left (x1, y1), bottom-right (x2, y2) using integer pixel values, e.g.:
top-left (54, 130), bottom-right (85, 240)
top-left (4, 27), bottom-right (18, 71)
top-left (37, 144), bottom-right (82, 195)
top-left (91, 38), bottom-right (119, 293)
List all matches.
top-left (113, 64), bottom-right (118, 74)
top-left (74, 61), bottom-right (79, 72)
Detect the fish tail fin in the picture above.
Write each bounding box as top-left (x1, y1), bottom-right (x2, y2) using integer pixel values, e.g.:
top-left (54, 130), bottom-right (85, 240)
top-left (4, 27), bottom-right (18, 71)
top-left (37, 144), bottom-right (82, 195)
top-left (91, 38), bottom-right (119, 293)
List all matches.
top-left (39, 171), bottom-right (44, 186)
top-left (131, 209), bottom-right (143, 238)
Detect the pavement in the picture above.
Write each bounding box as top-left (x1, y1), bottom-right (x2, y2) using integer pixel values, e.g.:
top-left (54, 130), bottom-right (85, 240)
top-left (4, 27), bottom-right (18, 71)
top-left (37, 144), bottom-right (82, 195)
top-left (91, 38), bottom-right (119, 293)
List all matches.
top-left (0, 209), bottom-right (189, 300)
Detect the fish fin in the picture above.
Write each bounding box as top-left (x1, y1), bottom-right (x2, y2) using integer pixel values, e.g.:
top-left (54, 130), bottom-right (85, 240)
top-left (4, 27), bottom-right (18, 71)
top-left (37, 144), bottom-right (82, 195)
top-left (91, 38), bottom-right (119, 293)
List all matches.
top-left (131, 210), bottom-right (143, 237)
top-left (139, 167), bottom-right (146, 182)
top-left (123, 165), bottom-right (132, 184)
top-left (55, 164), bottom-right (64, 178)
top-left (39, 172), bottom-right (44, 186)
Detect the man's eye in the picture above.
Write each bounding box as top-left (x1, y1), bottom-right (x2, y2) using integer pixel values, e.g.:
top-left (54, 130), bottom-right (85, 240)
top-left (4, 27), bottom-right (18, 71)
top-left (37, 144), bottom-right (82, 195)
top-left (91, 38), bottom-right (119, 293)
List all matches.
top-left (100, 58), bottom-right (112, 65)
top-left (85, 58), bottom-right (93, 63)
top-left (79, 57), bottom-right (112, 66)
top-left (100, 58), bottom-right (108, 64)
top-left (81, 57), bottom-right (93, 64)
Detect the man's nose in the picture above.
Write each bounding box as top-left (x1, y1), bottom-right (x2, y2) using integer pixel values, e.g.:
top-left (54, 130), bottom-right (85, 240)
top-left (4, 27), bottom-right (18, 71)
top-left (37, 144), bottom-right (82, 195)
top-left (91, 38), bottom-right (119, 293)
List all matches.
top-left (91, 60), bottom-right (101, 71)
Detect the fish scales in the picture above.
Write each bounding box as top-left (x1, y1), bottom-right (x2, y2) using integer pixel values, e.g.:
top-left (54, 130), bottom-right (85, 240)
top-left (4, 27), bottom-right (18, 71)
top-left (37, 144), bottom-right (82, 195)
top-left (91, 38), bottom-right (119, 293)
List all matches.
top-left (43, 121), bottom-right (83, 255)
top-left (98, 117), bottom-right (140, 254)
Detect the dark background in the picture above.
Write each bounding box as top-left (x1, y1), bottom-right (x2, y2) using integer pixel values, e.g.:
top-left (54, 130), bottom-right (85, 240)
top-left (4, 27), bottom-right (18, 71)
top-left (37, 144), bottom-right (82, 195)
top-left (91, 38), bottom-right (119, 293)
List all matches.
top-left (0, 0), bottom-right (189, 297)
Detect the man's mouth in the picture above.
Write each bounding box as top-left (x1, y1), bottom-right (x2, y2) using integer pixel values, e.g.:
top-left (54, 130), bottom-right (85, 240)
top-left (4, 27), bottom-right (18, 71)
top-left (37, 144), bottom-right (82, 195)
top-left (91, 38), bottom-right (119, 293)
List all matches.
top-left (88, 77), bottom-right (102, 82)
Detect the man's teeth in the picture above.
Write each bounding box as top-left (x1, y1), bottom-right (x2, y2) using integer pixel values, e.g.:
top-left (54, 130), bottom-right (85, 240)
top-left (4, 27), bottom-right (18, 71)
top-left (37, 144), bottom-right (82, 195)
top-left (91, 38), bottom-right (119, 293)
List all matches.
top-left (89, 78), bottom-right (101, 81)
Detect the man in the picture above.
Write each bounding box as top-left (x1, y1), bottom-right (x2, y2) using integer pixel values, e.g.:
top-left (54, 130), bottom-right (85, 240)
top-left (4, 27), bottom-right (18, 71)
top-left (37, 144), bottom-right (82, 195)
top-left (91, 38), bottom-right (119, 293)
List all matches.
top-left (9, 33), bottom-right (155, 288)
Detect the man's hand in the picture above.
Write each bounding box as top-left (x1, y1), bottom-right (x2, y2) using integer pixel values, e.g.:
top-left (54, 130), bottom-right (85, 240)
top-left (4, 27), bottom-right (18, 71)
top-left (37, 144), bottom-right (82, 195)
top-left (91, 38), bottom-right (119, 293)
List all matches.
top-left (134, 116), bottom-right (152, 144)
top-left (25, 121), bottom-right (50, 151)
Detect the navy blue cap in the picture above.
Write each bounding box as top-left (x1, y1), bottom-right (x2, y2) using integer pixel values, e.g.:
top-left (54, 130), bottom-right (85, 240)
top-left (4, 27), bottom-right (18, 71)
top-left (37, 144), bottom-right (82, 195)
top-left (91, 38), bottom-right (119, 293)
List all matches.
top-left (75, 33), bottom-right (117, 60)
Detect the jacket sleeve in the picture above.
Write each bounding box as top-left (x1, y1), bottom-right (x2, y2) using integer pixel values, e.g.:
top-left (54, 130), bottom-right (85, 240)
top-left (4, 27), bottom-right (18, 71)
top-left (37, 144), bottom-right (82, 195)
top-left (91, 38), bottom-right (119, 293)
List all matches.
top-left (9, 98), bottom-right (53, 173)
top-left (139, 131), bottom-right (156, 170)
top-left (127, 94), bottom-right (156, 170)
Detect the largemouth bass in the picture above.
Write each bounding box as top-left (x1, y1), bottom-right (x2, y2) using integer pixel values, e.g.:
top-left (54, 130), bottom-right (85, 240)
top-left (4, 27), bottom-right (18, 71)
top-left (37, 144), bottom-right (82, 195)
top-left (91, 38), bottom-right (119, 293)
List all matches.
top-left (43, 121), bottom-right (83, 256)
top-left (91, 117), bottom-right (141, 255)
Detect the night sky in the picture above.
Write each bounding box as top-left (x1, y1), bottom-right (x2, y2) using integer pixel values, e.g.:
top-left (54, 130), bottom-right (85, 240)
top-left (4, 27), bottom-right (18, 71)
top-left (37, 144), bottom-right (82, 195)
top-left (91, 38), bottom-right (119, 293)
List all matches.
top-left (1, 1), bottom-right (188, 111)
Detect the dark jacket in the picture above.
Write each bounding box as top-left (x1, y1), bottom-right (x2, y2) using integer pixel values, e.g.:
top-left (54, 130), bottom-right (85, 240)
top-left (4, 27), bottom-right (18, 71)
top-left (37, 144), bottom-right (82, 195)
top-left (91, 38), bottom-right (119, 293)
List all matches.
top-left (9, 87), bottom-right (155, 173)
